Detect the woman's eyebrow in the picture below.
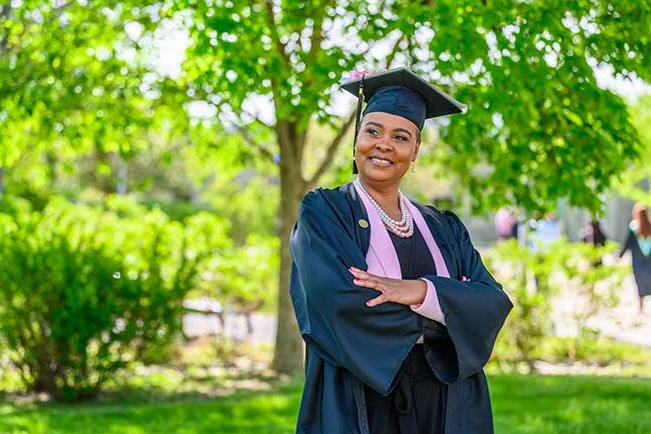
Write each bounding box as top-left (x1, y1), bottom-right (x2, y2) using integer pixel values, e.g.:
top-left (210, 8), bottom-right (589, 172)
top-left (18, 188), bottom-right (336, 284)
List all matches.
top-left (365, 121), bottom-right (384, 129)
top-left (393, 127), bottom-right (413, 138)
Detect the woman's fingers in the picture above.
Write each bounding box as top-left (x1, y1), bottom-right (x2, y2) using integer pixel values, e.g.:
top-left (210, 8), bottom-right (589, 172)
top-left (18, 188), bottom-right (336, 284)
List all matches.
top-left (349, 266), bottom-right (396, 307)
top-left (348, 266), bottom-right (374, 279)
top-left (366, 294), bottom-right (386, 307)
top-left (349, 267), bottom-right (388, 294)
top-left (349, 267), bottom-right (378, 285)
top-left (353, 277), bottom-right (382, 290)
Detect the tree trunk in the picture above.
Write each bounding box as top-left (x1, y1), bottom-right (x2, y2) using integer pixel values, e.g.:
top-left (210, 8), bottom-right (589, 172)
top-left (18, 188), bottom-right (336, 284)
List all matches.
top-left (272, 125), bottom-right (308, 376)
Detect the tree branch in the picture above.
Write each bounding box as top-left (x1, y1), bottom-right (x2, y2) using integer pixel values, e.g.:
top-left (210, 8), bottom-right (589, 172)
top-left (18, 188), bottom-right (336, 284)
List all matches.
top-left (0, 2), bottom-right (12, 52)
top-left (306, 2), bottom-right (330, 66)
top-left (242, 109), bottom-right (275, 129)
top-left (300, 5), bottom-right (328, 93)
top-left (234, 123), bottom-right (276, 161)
top-left (385, 33), bottom-right (406, 69)
top-left (208, 98), bottom-right (276, 161)
top-left (264, 0), bottom-right (292, 67)
top-left (53, 1), bottom-right (73, 12)
top-left (305, 110), bottom-right (357, 189)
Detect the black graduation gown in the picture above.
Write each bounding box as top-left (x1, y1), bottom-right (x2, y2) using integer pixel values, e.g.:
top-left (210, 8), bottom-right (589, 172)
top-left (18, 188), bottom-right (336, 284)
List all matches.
top-left (289, 182), bottom-right (513, 434)
top-left (362, 226), bottom-right (446, 434)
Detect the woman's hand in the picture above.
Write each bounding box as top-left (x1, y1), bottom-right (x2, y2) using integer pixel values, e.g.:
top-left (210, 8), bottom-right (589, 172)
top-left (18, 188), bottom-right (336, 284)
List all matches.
top-left (348, 266), bottom-right (427, 307)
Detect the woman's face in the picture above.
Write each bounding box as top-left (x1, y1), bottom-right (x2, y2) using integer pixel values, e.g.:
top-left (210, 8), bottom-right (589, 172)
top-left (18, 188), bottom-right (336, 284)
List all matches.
top-left (354, 111), bottom-right (420, 186)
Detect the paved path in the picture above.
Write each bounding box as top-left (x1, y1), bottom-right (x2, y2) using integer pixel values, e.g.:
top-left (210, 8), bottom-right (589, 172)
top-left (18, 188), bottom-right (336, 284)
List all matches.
top-left (183, 271), bottom-right (650, 348)
top-left (552, 273), bottom-right (651, 347)
top-left (183, 298), bottom-right (276, 344)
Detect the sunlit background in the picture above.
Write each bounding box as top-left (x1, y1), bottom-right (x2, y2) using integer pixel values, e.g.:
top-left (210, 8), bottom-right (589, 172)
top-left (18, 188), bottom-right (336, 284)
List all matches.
top-left (1, 1), bottom-right (650, 433)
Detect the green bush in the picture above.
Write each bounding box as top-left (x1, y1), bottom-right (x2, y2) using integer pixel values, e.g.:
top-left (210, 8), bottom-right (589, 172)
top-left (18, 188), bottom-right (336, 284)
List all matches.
top-left (485, 239), bottom-right (556, 372)
top-left (207, 233), bottom-right (279, 312)
top-left (538, 336), bottom-right (651, 369)
top-left (0, 195), bottom-right (228, 400)
top-left (486, 237), bottom-right (625, 371)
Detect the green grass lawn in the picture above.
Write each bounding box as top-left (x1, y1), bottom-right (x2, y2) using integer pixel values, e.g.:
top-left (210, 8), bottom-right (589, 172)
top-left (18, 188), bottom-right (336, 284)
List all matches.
top-left (0, 374), bottom-right (649, 434)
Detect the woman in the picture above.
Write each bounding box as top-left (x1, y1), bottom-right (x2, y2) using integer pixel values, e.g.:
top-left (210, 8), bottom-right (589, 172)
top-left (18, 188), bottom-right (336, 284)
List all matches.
top-left (289, 68), bottom-right (512, 434)
top-left (619, 202), bottom-right (651, 313)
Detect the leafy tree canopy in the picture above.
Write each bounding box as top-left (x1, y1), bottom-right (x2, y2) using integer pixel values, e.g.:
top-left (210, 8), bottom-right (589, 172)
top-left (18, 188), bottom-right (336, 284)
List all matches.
top-left (176, 0), bottom-right (650, 213)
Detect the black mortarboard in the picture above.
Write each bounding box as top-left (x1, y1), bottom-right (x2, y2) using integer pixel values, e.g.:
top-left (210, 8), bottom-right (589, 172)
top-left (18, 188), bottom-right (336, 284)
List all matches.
top-left (341, 68), bottom-right (466, 174)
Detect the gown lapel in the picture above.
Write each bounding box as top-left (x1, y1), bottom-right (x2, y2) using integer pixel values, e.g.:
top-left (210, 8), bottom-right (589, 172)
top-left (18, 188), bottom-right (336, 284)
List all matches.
top-left (411, 202), bottom-right (460, 280)
top-left (352, 181), bottom-right (402, 278)
top-left (343, 182), bottom-right (371, 259)
top-left (351, 180), bottom-right (453, 279)
top-left (405, 199), bottom-right (451, 278)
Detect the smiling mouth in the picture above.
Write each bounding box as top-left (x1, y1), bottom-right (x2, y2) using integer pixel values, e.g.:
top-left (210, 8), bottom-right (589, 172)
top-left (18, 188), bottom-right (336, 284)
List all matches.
top-left (368, 156), bottom-right (394, 166)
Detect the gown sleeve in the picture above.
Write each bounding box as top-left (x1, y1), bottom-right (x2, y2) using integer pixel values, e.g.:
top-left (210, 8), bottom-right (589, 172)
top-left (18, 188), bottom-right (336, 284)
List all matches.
top-left (411, 278), bottom-right (446, 324)
top-left (289, 191), bottom-right (422, 395)
top-left (420, 210), bottom-right (513, 382)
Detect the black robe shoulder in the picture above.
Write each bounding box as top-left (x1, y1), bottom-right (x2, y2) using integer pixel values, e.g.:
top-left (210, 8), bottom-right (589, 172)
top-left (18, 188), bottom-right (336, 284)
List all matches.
top-left (289, 182), bottom-right (513, 434)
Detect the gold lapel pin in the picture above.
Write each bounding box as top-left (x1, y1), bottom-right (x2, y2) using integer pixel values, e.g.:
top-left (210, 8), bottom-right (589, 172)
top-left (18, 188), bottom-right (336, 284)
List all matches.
top-left (358, 219), bottom-right (369, 228)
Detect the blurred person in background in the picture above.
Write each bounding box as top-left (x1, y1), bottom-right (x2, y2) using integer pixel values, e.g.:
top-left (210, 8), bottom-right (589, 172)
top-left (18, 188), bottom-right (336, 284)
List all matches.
top-left (581, 219), bottom-right (607, 247)
top-left (527, 212), bottom-right (562, 254)
top-left (494, 207), bottom-right (519, 241)
top-left (581, 219), bottom-right (608, 267)
top-left (619, 202), bottom-right (651, 313)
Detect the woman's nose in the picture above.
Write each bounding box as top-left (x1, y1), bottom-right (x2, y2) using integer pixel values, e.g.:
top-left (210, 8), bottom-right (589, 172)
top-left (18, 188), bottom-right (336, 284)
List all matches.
top-left (374, 138), bottom-right (392, 151)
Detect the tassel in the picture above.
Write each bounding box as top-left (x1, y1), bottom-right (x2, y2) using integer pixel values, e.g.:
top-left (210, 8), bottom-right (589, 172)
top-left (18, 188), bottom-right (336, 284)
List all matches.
top-left (352, 76), bottom-right (365, 175)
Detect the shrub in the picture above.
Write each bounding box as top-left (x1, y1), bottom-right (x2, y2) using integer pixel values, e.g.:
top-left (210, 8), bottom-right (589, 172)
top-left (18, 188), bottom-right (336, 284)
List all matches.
top-left (486, 237), bottom-right (625, 372)
top-left (485, 239), bottom-right (557, 372)
top-left (0, 196), bottom-right (228, 400)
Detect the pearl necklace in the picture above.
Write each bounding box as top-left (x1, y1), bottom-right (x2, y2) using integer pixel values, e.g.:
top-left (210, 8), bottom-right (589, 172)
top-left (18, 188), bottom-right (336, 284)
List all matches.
top-left (354, 179), bottom-right (414, 238)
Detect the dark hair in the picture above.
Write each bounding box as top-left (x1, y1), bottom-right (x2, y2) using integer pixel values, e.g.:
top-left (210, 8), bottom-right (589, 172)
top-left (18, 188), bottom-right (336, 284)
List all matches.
top-left (635, 208), bottom-right (651, 238)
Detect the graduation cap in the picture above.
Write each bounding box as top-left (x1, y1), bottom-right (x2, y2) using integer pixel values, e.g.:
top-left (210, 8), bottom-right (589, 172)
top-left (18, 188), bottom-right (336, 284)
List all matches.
top-left (341, 68), bottom-right (466, 174)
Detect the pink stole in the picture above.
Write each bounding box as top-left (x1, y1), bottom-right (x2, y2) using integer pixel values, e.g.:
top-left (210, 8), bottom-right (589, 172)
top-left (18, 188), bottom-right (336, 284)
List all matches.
top-left (353, 181), bottom-right (450, 279)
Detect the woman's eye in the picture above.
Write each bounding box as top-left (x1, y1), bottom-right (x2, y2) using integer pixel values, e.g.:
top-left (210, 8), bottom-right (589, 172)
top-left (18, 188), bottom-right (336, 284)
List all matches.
top-left (394, 135), bottom-right (407, 142)
top-left (366, 128), bottom-right (380, 136)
